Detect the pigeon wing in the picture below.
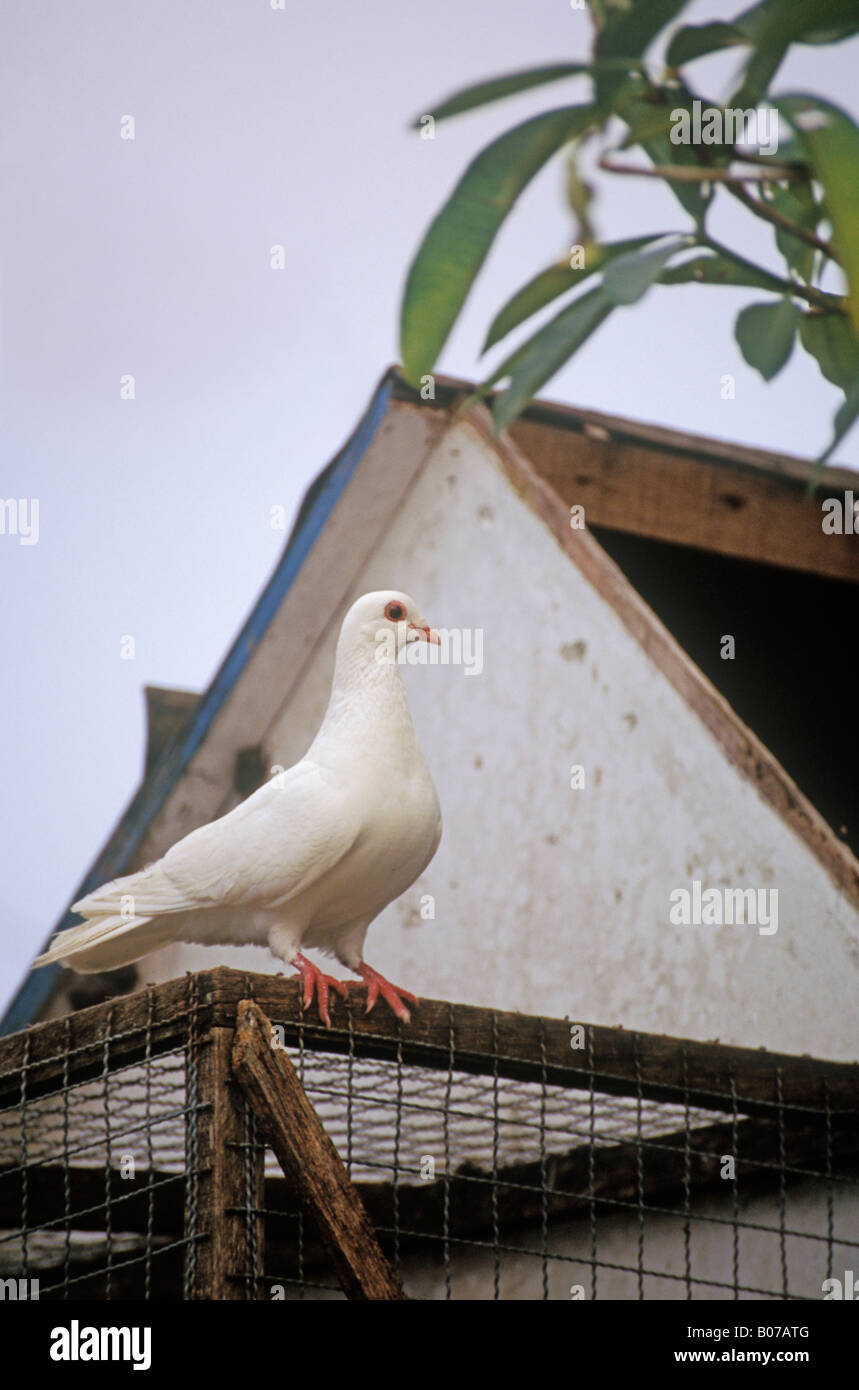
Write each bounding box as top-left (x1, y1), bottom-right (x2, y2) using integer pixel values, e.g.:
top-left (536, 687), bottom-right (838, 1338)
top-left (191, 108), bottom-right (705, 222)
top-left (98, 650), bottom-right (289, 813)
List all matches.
top-left (162, 761), bottom-right (360, 910)
top-left (72, 761), bottom-right (360, 920)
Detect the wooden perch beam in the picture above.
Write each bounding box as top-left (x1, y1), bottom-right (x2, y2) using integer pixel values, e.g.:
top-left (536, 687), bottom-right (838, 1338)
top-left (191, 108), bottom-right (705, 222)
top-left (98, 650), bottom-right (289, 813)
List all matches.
top-left (1, 969), bottom-right (857, 1118)
top-left (188, 1025), bottom-right (265, 1299)
top-left (231, 998), bottom-right (407, 1301)
top-left (217, 971), bottom-right (859, 1119)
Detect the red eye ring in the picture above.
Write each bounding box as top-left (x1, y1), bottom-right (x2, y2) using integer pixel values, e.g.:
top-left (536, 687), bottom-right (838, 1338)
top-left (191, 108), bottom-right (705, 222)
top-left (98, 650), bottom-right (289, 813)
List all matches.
top-left (384, 601), bottom-right (406, 622)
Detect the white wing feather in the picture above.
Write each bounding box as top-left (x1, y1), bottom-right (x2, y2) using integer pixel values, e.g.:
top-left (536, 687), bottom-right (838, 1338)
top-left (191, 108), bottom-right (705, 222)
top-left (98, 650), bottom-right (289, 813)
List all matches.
top-left (37, 761), bottom-right (360, 970)
top-left (159, 761), bottom-right (359, 909)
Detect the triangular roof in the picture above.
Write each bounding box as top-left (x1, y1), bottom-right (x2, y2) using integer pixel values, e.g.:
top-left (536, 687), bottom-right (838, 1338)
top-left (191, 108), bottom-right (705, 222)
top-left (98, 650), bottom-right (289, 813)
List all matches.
top-left (5, 367), bottom-right (857, 1040)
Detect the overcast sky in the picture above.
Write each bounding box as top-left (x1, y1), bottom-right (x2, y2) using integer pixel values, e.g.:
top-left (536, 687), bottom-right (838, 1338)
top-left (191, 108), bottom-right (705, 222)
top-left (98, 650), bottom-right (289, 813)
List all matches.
top-left (2, 1), bottom-right (857, 1017)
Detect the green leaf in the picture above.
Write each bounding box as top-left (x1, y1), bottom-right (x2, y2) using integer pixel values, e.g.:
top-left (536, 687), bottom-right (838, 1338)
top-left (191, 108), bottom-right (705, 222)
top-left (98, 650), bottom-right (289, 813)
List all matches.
top-left (565, 147), bottom-right (595, 242)
top-left (799, 313), bottom-right (859, 393)
top-left (779, 96), bottom-right (859, 334)
top-left (667, 22), bottom-right (744, 67)
top-left (735, 299), bottom-right (801, 380)
top-left (594, 0), bottom-right (689, 106)
top-left (483, 234), bottom-right (662, 350)
top-left (668, 2), bottom-right (859, 75)
top-left (802, 21), bottom-right (859, 44)
top-left (400, 105), bottom-right (598, 384)
top-left (602, 235), bottom-right (692, 306)
top-left (730, 42), bottom-right (788, 109)
top-left (749, 137), bottom-right (810, 171)
top-left (659, 252), bottom-right (789, 292)
top-left (619, 99), bottom-right (685, 150)
top-left (489, 287), bottom-right (614, 433)
top-left (735, 0), bottom-right (859, 47)
top-left (597, 0), bottom-right (691, 62)
top-left (821, 378), bottom-right (859, 462)
top-left (728, 1), bottom-right (859, 108)
top-left (764, 182), bottom-right (818, 281)
top-left (414, 64), bottom-right (589, 126)
top-left (589, 0), bottom-right (609, 31)
top-left (618, 93), bottom-right (714, 221)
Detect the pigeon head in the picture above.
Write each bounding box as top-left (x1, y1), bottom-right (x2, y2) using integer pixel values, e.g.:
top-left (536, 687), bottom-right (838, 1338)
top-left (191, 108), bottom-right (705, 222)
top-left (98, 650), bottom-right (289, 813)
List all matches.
top-left (339, 590), bottom-right (441, 665)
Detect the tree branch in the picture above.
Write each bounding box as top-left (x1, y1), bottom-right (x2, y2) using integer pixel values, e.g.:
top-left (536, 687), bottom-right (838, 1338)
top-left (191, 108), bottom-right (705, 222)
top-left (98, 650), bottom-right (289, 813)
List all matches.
top-left (698, 234), bottom-right (842, 313)
top-left (726, 183), bottom-right (837, 260)
top-left (599, 154), bottom-right (838, 266)
top-left (599, 157), bottom-right (806, 184)
top-left (735, 148), bottom-right (812, 175)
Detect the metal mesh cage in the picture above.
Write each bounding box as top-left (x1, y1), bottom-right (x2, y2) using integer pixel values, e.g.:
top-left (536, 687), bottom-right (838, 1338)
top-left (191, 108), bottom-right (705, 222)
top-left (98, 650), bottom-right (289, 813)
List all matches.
top-left (1, 968), bottom-right (857, 1300)
top-left (0, 993), bottom-right (199, 1298)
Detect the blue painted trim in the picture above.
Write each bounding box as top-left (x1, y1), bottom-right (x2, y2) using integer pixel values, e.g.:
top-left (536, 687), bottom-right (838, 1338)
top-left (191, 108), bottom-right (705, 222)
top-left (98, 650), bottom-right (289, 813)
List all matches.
top-left (0, 374), bottom-right (394, 1036)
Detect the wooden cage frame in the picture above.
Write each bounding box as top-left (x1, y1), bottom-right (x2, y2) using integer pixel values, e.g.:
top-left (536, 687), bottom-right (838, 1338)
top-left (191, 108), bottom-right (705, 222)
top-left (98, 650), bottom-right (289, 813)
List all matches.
top-left (1, 967), bottom-right (858, 1300)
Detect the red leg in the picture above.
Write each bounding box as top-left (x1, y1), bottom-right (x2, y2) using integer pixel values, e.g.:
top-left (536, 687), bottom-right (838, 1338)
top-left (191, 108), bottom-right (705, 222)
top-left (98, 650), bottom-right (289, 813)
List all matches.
top-left (351, 963), bottom-right (419, 1023)
top-left (291, 952), bottom-right (347, 1029)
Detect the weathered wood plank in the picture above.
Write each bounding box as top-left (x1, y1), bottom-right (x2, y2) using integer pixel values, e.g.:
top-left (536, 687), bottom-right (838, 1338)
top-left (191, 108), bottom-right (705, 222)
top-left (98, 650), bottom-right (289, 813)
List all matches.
top-left (209, 969), bottom-right (859, 1118)
top-left (388, 368), bottom-right (859, 491)
top-left (1, 968), bottom-right (856, 1124)
top-left (388, 368), bottom-right (859, 583)
top-left (187, 1026), bottom-right (264, 1300)
top-left (508, 415), bottom-right (859, 585)
top-left (231, 998), bottom-right (407, 1301)
top-left (0, 976), bottom-right (214, 1110)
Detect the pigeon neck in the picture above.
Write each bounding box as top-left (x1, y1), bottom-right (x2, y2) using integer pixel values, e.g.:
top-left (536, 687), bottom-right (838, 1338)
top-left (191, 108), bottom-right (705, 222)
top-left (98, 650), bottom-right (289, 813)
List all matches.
top-left (316, 645), bottom-right (416, 746)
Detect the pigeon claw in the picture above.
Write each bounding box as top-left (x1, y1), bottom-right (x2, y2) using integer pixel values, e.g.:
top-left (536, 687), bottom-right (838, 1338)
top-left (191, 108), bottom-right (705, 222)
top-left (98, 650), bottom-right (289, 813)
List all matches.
top-left (354, 963), bottom-right (419, 1024)
top-left (292, 952), bottom-right (348, 1029)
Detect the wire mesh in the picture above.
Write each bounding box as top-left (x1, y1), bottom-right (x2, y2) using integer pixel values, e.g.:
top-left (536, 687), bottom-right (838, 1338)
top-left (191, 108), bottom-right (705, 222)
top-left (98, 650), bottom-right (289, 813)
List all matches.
top-left (251, 1038), bottom-right (859, 1301)
top-left (0, 987), bottom-right (203, 1299)
top-left (0, 974), bottom-right (856, 1301)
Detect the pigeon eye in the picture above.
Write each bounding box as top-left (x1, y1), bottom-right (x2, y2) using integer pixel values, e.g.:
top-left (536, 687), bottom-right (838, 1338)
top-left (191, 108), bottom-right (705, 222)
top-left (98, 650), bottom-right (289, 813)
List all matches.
top-left (385, 601), bottom-right (405, 621)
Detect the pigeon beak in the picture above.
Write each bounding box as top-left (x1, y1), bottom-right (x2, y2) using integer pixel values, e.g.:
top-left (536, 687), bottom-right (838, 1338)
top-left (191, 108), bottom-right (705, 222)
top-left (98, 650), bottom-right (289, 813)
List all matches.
top-left (410, 622), bottom-right (441, 645)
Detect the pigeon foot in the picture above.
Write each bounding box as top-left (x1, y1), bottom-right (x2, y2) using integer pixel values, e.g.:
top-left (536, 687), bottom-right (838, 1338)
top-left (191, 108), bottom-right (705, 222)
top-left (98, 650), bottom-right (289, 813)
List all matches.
top-left (352, 963), bottom-right (419, 1023)
top-left (292, 952), bottom-right (348, 1028)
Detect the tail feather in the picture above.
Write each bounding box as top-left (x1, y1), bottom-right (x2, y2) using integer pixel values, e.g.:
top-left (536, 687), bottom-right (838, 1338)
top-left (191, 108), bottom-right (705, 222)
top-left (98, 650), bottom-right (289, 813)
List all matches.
top-left (71, 861), bottom-right (190, 919)
top-left (35, 858), bottom-right (196, 974)
top-left (33, 912), bottom-right (181, 974)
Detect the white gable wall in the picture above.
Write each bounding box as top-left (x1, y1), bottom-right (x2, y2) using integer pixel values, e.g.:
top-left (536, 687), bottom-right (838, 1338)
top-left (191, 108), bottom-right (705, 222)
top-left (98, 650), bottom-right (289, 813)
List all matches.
top-left (141, 417), bottom-right (859, 1062)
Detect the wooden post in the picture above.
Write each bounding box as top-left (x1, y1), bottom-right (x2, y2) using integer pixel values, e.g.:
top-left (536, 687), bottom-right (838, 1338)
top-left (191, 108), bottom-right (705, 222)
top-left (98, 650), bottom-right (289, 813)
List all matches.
top-left (232, 998), bottom-right (407, 1301)
top-left (186, 1026), bottom-right (265, 1299)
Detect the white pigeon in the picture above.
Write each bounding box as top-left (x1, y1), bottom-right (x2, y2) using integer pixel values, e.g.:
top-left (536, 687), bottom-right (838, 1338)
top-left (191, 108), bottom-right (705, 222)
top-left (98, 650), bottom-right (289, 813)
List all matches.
top-left (34, 591), bottom-right (443, 1026)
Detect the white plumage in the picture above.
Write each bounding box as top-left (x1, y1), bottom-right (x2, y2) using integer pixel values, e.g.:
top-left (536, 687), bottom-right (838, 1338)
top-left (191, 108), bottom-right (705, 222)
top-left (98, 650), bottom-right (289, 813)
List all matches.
top-left (34, 591), bottom-right (443, 1024)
